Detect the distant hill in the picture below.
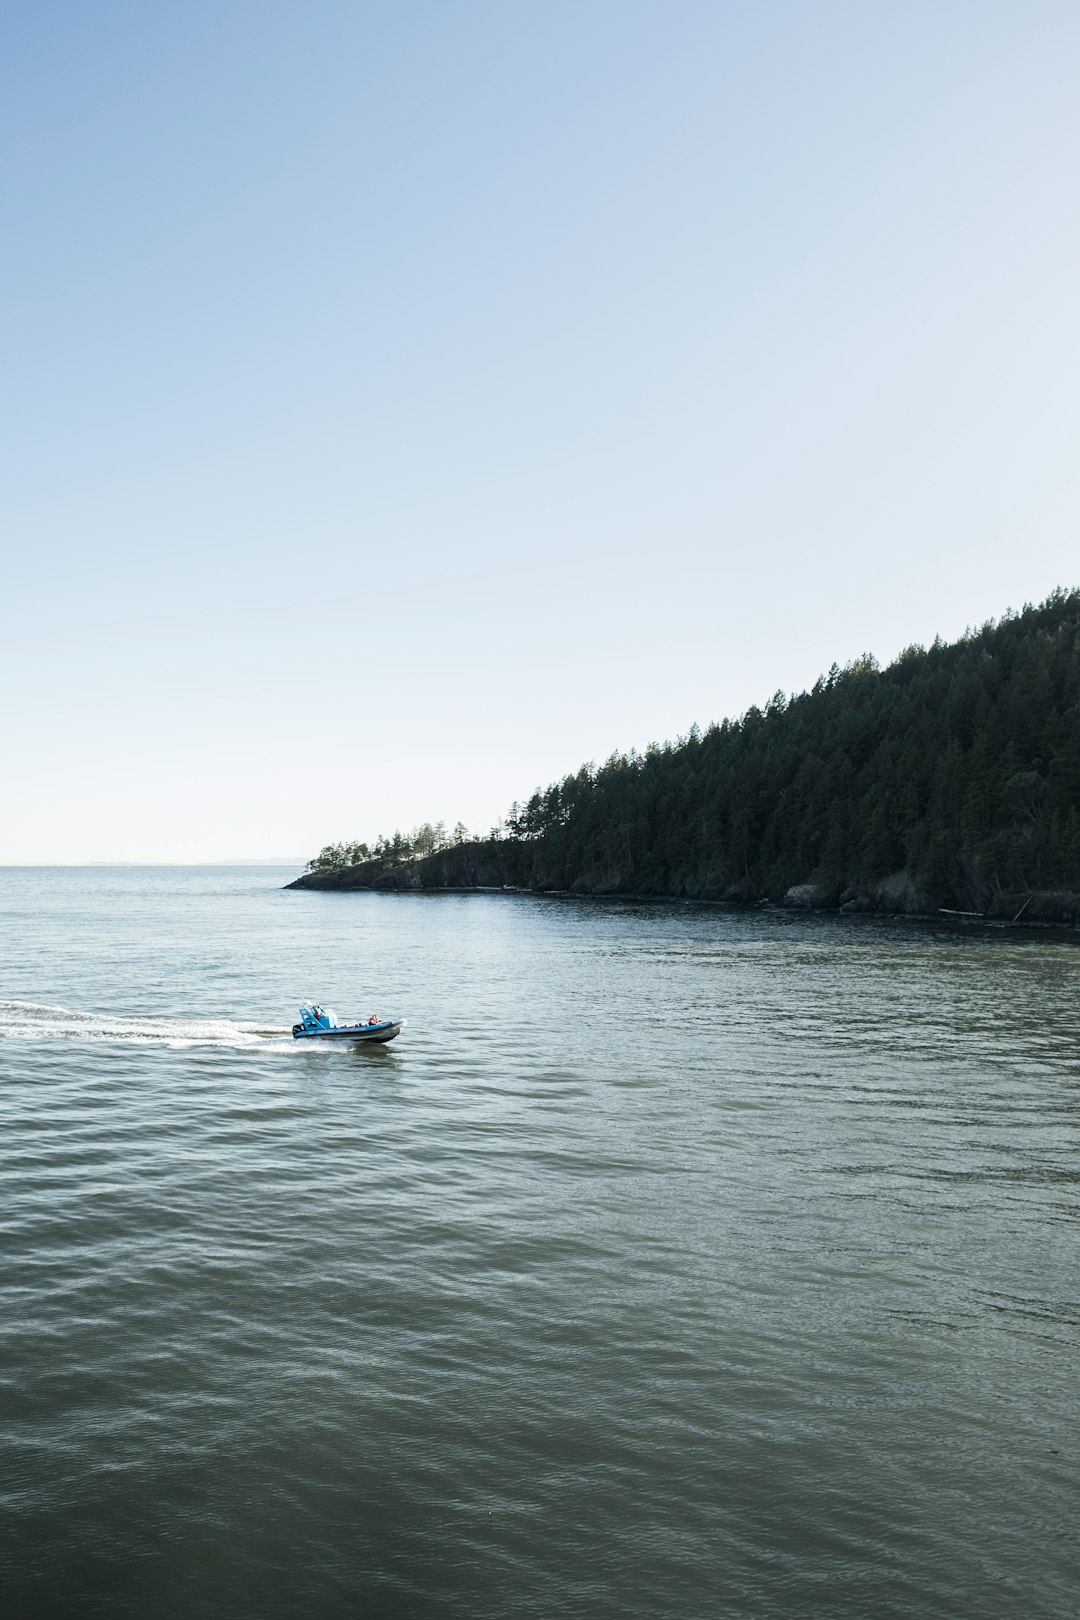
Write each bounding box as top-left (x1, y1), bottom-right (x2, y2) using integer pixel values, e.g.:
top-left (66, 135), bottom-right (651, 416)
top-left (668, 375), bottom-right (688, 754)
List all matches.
top-left (291, 588), bottom-right (1080, 923)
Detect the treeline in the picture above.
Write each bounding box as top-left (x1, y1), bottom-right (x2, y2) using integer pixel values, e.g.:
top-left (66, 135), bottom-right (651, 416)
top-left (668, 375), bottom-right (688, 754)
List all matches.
top-left (308, 820), bottom-right (473, 873)
top-left (304, 588), bottom-right (1080, 916)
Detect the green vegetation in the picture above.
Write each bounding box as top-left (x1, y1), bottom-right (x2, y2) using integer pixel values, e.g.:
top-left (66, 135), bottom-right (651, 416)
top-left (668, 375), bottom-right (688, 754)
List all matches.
top-left (303, 589), bottom-right (1080, 917)
top-left (308, 821), bottom-right (470, 874)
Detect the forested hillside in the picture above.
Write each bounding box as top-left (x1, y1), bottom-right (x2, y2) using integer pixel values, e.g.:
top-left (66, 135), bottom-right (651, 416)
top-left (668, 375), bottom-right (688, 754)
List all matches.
top-left (294, 589), bottom-right (1080, 919)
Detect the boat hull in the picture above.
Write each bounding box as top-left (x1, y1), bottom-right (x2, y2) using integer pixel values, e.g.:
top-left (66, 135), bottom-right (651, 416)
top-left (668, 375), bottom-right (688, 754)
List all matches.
top-left (292, 1018), bottom-right (405, 1044)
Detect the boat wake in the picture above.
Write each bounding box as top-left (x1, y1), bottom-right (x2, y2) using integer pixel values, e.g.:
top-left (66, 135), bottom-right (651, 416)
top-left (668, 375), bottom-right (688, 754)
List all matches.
top-left (0, 1000), bottom-right (291, 1050)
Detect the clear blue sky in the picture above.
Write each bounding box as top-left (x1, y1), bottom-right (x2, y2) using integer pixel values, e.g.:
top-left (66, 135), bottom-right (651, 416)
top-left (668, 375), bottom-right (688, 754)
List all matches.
top-left (3, 1), bottom-right (1078, 862)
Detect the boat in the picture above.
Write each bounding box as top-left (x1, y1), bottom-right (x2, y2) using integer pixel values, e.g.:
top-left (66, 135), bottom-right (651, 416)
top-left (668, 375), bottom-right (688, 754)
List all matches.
top-left (291, 1002), bottom-right (406, 1043)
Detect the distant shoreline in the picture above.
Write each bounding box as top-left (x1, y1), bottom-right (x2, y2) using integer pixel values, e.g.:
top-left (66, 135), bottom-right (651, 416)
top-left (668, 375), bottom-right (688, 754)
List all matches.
top-left (0, 860), bottom-right (306, 869)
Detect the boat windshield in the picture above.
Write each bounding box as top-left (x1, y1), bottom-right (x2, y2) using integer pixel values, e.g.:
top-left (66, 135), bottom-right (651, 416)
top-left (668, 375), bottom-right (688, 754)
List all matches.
top-left (299, 1003), bottom-right (336, 1030)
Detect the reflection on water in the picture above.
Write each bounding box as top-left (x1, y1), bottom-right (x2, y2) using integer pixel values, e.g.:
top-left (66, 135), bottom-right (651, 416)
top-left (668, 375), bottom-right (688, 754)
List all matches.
top-left (1, 868), bottom-right (1078, 1618)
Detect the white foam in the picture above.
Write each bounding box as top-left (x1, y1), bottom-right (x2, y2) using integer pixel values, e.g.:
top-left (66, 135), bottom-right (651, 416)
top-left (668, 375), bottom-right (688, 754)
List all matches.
top-left (0, 1000), bottom-right (293, 1049)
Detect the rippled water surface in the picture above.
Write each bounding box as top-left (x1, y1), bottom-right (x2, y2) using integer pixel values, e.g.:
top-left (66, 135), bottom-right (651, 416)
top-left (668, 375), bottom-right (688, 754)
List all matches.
top-left (2, 867), bottom-right (1079, 1618)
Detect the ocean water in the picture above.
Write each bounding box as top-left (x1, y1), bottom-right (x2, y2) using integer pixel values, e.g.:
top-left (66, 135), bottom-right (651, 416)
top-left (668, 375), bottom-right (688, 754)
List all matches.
top-left (1, 866), bottom-right (1078, 1618)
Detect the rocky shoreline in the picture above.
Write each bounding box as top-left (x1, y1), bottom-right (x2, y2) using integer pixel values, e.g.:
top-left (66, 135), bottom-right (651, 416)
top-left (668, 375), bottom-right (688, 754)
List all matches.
top-left (285, 845), bottom-right (1080, 928)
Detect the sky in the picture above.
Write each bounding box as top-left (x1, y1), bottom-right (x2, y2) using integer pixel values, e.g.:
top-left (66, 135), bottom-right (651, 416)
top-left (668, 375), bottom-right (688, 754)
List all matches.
top-left (2, 0), bottom-right (1078, 863)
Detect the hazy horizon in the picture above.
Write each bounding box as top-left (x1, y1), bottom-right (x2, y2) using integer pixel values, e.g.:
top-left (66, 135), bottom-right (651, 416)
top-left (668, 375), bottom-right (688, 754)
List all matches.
top-left (4, 1), bottom-right (1079, 863)
top-left (0, 857), bottom-right (307, 869)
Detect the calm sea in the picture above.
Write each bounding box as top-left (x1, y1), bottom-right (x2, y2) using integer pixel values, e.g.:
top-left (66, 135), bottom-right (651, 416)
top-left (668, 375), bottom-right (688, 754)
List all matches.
top-left (1, 866), bottom-right (1078, 1618)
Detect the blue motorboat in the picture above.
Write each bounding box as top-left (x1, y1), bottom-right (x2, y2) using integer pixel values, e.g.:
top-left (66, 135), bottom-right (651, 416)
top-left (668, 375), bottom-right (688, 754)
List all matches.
top-left (292, 1002), bottom-right (405, 1044)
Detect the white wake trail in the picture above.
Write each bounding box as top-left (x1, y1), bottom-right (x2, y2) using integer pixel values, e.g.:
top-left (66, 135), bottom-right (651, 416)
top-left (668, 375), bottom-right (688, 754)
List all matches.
top-left (0, 1000), bottom-right (292, 1049)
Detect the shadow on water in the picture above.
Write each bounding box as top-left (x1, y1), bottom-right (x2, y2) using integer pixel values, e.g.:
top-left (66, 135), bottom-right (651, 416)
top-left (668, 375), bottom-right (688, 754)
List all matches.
top-left (292, 1040), bottom-right (407, 1075)
top-left (538, 888), bottom-right (1080, 950)
top-left (346, 1042), bottom-right (406, 1070)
